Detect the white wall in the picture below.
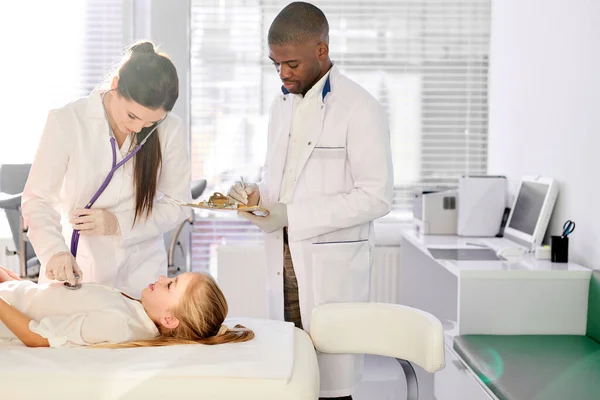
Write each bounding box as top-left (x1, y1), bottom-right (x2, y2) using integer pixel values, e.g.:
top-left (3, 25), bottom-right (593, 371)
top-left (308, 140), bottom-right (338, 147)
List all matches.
top-left (488, 0), bottom-right (600, 269)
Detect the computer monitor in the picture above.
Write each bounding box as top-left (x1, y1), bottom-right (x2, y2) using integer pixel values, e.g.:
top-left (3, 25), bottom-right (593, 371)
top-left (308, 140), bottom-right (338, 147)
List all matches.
top-left (503, 176), bottom-right (558, 248)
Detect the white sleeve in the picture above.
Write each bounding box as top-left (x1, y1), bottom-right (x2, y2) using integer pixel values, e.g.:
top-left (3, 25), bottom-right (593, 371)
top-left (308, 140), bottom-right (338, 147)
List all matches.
top-left (257, 99), bottom-right (277, 203)
top-left (29, 310), bottom-right (134, 348)
top-left (21, 111), bottom-right (71, 266)
top-left (114, 117), bottom-right (192, 247)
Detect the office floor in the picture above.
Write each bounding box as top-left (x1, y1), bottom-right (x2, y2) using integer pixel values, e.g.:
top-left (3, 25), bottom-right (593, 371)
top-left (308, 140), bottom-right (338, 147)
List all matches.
top-left (355, 355), bottom-right (406, 400)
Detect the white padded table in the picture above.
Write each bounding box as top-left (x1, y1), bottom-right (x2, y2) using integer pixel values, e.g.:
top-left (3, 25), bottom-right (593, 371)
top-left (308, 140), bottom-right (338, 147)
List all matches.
top-left (0, 319), bottom-right (319, 400)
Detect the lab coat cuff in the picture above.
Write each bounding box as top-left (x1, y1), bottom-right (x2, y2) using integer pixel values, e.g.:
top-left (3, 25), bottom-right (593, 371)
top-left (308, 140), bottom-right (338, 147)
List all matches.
top-left (39, 243), bottom-right (71, 268)
top-left (285, 203), bottom-right (310, 242)
top-left (257, 182), bottom-right (267, 206)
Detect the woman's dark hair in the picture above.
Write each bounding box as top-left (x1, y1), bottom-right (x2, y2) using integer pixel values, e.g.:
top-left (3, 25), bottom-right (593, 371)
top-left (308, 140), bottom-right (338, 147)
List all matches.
top-left (116, 41), bottom-right (179, 224)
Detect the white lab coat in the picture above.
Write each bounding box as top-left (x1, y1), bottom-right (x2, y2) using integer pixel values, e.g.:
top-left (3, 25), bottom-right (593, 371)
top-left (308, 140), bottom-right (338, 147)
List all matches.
top-left (22, 90), bottom-right (191, 297)
top-left (259, 65), bottom-right (394, 397)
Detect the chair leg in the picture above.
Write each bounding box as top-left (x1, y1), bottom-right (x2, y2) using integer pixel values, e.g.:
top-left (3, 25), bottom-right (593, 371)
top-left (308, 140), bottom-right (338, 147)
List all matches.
top-left (18, 214), bottom-right (27, 278)
top-left (396, 358), bottom-right (418, 400)
top-left (186, 220), bottom-right (193, 273)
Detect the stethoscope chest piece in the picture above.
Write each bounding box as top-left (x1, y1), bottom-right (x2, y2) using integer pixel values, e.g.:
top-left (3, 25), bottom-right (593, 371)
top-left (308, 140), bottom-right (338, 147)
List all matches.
top-left (63, 274), bottom-right (82, 290)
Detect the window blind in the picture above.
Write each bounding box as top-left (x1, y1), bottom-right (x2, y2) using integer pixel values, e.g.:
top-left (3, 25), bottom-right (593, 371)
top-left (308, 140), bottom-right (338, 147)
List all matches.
top-left (190, 0), bottom-right (490, 271)
top-left (1, 0), bottom-right (130, 164)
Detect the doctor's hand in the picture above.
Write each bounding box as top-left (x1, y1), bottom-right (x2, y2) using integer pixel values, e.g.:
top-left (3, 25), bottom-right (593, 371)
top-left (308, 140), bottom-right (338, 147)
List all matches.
top-left (238, 202), bottom-right (288, 233)
top-left (46, 251), bottom-right (82, 285)
top-left (227, 181), bottom-right (260, 206)
top-left (70, 208), bottom-right (121, 236)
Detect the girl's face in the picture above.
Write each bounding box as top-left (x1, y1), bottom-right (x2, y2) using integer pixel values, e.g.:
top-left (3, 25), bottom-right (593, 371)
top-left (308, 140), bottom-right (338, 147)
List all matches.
top-left (107, 77), bottom-right (167, 136)
top-left (140, 272), bottom-right (196, 330)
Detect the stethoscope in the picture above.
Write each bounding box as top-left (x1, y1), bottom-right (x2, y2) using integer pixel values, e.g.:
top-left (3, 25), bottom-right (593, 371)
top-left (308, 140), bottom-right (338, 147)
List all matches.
top-left (64, 90), bottom-right (167, 290)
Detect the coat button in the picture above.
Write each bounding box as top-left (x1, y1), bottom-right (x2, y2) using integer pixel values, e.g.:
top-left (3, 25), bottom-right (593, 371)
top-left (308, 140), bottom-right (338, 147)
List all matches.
top-left (277, 272), bottom-right (281, 276)
top-left (308, 141), bottom-right (312, 145)
top-left (283, 97), bottom-right (287, 101)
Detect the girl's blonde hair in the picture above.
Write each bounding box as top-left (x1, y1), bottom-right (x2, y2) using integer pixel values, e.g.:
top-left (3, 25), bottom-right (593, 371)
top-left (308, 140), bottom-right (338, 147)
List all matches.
top-left (97, 273), bottom-right (254, 348)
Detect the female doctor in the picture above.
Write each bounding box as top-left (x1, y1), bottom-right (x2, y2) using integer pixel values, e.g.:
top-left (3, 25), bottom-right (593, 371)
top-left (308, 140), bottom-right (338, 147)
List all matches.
top-left (22, 41), bottom-right (191, 297)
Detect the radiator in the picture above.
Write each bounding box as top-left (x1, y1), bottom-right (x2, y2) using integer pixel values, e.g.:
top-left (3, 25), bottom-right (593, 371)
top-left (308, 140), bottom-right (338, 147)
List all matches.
top-left (370, 246), bottom-right (403, 304)
top-left (216, 244), bottom-right (403, 319)
top-left (216, 245), bottom-right (269, 319)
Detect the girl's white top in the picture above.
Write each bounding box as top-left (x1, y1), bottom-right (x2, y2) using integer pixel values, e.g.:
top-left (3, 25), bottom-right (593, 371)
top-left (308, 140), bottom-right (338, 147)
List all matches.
top-left (0, 280), bottom-right (158, 347)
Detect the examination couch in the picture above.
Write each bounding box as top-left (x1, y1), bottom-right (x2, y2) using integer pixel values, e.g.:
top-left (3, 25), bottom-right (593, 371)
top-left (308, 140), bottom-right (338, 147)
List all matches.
top-left (453, 270), bottom-right (600, 400)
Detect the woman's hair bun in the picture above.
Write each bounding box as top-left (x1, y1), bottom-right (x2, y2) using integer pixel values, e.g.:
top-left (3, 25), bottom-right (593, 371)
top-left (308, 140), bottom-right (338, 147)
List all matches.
top-left (130, 41), bottom-right (155, 55)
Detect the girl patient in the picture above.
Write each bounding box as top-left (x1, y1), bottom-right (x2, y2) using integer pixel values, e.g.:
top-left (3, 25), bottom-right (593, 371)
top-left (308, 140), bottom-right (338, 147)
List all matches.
top-left (0, 266), bottom-right (253, 348)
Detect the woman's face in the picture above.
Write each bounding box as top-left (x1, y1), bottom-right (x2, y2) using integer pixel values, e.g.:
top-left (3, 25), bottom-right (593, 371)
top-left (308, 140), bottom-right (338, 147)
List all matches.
top-left (140, 272), bottom-right (197, 330)
top-left (107, 77), bottom-right (167, 135)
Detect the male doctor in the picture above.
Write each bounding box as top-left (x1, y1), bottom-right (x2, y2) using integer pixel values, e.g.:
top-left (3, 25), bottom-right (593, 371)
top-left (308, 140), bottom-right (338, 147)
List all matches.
top-left (228, 2), bottom-right (393, 399)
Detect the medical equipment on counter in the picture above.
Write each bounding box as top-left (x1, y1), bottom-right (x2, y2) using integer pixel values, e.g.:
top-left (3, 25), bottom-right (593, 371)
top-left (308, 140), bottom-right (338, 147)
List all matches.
top-left (69, 91), bottom-right (167, 262)
top-left (457, 175), bottom-right (506, 237)
top-left (503, 175), bottom-right (558, 248)
top-left (413, 189), bottom-right (458, 235)
top-left (0, 303), bottom-right (445, 400)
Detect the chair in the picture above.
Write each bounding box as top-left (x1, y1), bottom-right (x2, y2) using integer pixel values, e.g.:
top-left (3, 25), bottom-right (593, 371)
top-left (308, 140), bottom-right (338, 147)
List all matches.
top-left (0, 164), bottom-right (40, 278)
top-left (311, 302), bottom-right (446, 400)
top-left (166, 179), bottom-right (207, 276)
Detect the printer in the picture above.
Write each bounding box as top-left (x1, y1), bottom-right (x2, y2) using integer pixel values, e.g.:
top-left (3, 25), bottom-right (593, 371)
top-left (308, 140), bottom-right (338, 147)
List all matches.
top-left (413, 176), bottom-right (507, 236)
top-left (413, 189), bottom-right (458, 235)
top-left (456, 175), bottom-right (507, 237)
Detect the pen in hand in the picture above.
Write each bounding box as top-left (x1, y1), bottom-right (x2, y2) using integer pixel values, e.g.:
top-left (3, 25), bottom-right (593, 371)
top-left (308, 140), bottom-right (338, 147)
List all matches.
top-left (239, 176), bottom-right (248, 204)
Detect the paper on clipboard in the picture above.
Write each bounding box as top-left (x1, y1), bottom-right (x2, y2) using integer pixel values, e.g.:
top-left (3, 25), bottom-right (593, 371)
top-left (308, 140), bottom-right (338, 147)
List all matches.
top-left (182, 201), bottom-right (270, 217)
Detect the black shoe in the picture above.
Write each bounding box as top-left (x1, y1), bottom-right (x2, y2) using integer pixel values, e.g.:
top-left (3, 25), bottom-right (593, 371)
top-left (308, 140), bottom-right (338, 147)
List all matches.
top-left (318, 397), bottom-right (352, 400)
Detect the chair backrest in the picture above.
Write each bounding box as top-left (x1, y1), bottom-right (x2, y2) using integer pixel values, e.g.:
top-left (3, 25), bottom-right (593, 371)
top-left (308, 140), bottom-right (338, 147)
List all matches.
top-left (0, 164), bottom-right (31, 195)
top-left (191, 179), bottom-right (207, 200)
top-left (0, 164), bottom-right (33, 255)
top-left (311, 302), bottom-right (446, 373)
top-left (587, 270), bottom-right (600, 343)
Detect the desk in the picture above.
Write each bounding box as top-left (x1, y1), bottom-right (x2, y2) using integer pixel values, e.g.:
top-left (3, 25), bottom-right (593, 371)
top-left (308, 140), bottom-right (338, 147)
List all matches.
top-left (399, 229), bottom-right (591, 400)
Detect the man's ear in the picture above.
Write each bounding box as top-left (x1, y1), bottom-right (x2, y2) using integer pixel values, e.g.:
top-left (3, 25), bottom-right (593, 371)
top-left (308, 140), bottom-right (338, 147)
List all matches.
top-left (316, 42), bottom-right (329, 60)
top-left (160, 314), bottom-right (180, 330)
top-left (110, 76), bottom-right (119, 91)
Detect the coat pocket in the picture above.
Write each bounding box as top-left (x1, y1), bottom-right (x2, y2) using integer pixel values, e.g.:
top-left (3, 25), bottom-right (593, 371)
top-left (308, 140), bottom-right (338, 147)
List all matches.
top-left (311, 239), bottom-right (370, 306)
top-left (304, 147), bottom-right (347, 195)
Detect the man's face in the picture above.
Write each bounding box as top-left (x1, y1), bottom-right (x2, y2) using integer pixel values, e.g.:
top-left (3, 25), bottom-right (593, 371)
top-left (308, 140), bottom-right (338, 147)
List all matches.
top-left (268, 41), bottom-right (324, 95)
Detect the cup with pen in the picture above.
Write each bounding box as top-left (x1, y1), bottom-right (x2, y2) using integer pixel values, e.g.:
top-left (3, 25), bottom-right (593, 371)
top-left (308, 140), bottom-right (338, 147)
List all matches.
top-left (551, 220), bottom-right (575, 263)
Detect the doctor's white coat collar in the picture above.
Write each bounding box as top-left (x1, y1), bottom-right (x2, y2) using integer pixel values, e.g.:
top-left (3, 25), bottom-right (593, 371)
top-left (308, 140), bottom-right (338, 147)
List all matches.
top-left (280, 64), bottom-right (334, 102)
top-left (85, 89), bottom-right (109, 119)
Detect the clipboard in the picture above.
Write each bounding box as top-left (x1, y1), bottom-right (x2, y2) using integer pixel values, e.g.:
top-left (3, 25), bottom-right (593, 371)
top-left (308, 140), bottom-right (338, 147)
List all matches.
top-left (182, 201), bottom-right (270, 217)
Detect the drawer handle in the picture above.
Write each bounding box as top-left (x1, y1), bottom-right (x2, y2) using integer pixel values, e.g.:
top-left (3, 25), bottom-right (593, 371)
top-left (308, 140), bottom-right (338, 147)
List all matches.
top-left (452, 359), bottom-right (468, 371)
